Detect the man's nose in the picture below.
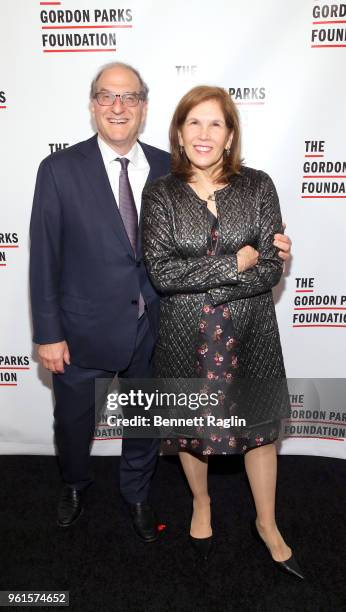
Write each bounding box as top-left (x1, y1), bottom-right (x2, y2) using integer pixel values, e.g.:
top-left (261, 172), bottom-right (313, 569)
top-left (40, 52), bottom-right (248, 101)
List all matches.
top-left (111, 96), bottom-right (125, 113)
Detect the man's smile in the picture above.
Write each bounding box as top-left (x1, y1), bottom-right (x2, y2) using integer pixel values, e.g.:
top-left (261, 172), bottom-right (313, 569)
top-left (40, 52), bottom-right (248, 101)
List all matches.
top-left (107, 118), bottom-right (128, 124)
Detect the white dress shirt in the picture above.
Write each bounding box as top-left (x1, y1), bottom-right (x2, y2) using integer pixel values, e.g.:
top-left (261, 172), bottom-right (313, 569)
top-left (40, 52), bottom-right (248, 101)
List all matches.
top-left (97, 135), bottom-right (150, 218)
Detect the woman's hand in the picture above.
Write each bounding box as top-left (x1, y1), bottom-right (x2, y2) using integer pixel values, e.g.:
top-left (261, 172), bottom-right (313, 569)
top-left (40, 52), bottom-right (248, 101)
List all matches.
top-left (236, 245), bottom-right (259, 273)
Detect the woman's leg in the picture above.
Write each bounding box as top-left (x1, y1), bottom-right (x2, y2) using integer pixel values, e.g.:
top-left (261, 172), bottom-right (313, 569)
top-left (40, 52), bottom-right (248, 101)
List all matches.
top-left (178, 451), bottom-right (212, 538)
top-left (244, 442), bottom-right (292, 562)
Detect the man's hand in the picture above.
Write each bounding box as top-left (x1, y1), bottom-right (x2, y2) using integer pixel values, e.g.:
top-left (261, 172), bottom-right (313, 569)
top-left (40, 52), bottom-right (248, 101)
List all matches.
top-left (274, 224), bottom-right (292, 262)
top-left (38, 341), bottom-right (70, 374)
top-left (236, 245), bottom-right (259, 273)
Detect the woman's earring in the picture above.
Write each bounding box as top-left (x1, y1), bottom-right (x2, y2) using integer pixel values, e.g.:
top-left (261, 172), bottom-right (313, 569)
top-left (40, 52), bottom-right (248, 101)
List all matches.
top-left (179, 145), bottom-right (184, 156)
top-left (225, 147), bottom-right (230, 157)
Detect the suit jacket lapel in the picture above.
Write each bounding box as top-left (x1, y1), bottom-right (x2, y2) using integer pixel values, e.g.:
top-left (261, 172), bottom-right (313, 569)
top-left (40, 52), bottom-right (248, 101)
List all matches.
top-left (78, 136), bottom-right (166, 260)
top-left (136, 141), bottom-right (158, 258)
top-left (79, 135), bottom-right (134, 257)
top-left (139, 141), bottom-right (162, 187)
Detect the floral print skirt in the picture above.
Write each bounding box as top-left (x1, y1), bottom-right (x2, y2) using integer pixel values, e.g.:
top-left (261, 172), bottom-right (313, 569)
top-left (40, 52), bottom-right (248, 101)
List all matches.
top-left (162, 299), bottom-right (280, 455)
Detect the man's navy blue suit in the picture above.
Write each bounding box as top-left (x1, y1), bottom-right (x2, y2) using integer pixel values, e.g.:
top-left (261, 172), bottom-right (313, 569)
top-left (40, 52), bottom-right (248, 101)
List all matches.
top-left (30, 134), bottom-right (170, 502)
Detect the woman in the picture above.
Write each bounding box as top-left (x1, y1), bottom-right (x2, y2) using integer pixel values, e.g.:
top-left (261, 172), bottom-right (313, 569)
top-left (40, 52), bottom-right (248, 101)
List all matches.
top-left (142, 86), bottom-right (303, 579)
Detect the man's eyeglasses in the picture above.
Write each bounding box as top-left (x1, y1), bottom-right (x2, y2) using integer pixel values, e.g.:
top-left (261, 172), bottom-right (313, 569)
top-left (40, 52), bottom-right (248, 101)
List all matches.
top-left (94, 91), bottom-right (146, 107)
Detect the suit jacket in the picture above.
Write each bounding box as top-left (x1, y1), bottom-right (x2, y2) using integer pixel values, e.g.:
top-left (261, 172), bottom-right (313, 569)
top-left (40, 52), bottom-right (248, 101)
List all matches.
top-left (30, 134), bottom-right (171, 371)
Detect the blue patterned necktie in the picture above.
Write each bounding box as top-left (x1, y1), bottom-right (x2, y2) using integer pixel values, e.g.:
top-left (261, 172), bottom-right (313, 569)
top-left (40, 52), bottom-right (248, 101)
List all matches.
top-left (116, 157), bottom-right (145, 317)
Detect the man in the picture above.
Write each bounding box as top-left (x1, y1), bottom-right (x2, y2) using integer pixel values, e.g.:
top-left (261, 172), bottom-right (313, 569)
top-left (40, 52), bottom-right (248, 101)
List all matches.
top-left (30, 62), bottom-right (291, 541)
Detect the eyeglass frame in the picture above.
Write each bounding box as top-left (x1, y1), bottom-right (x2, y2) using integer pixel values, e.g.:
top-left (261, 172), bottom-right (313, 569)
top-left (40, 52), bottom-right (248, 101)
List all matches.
top-left (93, 90), bottom-right (147, 107)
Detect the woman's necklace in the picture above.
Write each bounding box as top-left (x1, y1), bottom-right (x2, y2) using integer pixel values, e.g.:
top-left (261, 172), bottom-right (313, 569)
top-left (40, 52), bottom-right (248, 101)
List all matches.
top-left (193, 183), bottom-right (217, 202)
top-left (190, 177), bottom-right (222, 206)
top-left (190, 183), bottom-right (218, 217)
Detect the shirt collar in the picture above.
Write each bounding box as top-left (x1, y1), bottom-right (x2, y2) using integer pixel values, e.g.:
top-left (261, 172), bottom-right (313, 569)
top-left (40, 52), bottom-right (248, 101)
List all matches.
top-left (97, 136), bottom-right (148, 169)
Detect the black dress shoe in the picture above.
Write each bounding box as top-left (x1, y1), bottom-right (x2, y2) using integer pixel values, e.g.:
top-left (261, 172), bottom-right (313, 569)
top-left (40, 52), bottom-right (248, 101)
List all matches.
top-left (57, 486), bottom-right (83, 528)
top-left (129, 503), bottom-right (159, 542)
top-left (189, 535), bottom-right (213, 561)
top-left (251, 521), bottom-right (305, 580)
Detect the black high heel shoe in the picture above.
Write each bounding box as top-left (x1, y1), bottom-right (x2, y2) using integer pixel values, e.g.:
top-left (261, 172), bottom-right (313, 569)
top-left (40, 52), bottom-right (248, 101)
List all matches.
top-left (189, 534), bottom-right (213, 561)
top-left (251, 521), bottom-right (305, 580)
top-left (189, 500), bottom-right (213, 561)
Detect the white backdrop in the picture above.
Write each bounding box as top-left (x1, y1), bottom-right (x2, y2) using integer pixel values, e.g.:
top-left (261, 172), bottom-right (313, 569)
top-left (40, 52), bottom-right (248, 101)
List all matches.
top-left (0, 0), bottom-right (345, 458)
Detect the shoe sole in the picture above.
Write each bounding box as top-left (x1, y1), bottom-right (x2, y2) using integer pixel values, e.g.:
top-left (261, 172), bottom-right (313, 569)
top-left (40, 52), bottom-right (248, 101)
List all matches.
top-left (131, 521), bottom-right (161, 543)
top-left (57, 507), bottom-right (83, 528)
top-left (132, 529), bottom-right (160, 543)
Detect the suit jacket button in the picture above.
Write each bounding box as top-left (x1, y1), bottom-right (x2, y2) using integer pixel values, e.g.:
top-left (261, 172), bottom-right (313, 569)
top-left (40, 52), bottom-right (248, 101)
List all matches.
top-left (131, 300), bottom-right (138, 305)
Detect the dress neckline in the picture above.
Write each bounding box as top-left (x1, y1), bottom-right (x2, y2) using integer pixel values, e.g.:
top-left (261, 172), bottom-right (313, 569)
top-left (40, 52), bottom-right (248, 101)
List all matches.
top-left (179, 179), bottom-right (232, 204)
top-left (206, 207), bottom-right (217, 221)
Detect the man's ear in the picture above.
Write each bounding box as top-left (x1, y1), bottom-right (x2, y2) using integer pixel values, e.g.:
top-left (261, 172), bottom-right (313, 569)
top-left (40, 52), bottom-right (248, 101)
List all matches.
top-left (141, 101), bottom-right (148, 125)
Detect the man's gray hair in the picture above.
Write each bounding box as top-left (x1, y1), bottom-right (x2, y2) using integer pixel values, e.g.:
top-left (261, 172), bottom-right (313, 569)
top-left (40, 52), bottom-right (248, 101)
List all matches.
top-left (90, 62), bottom-right (149, 100)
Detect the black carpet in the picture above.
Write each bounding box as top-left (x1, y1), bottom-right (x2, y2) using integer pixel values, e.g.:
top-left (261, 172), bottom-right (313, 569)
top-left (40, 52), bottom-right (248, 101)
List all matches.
top-left (1, 454), bottom-right (345, 612)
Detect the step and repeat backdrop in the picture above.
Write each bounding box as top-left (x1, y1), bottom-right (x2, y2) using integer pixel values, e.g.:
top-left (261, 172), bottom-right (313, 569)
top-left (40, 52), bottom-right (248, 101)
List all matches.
top-left (0, 0), bottom-right (345, 458)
